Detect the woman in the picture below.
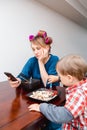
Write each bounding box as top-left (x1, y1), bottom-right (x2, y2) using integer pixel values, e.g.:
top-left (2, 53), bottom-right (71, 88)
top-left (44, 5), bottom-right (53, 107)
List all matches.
top-left (8, 30), bottom-right (60, 88)
top-left (8, 30), bottom-right (61, 130)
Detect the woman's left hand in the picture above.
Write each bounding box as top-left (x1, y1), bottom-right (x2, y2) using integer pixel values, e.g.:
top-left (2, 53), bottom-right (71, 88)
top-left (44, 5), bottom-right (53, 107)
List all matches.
top-left (28, 104), bottom-right (40, 112)
top-left (48, 75), bottom-right (59, 83)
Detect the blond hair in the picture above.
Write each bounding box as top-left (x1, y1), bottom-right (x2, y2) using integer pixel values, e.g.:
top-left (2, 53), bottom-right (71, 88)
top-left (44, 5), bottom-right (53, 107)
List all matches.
top-left (31, 36), bottom-right (49, 48)
top-left (29, 30), bottom-right (52, 48)
top-left (31, 33), bottom-right (52, 53)
top-left (57, 54), bottom-right (87, 80)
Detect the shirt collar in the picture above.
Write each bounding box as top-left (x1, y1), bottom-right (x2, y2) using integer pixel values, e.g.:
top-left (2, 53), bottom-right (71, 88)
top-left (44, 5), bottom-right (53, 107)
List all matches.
top-left (66, 78), bottom-right (87, 94)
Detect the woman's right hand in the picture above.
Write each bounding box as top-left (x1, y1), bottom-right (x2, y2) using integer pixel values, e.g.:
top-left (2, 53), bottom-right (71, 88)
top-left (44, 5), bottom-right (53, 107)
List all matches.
top-left (8, 78), bottom-right (21, 88)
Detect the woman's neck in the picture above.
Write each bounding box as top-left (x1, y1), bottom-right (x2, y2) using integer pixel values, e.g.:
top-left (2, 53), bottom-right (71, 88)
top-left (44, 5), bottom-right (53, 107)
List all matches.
top-left (44, 54), bottom-right (50, 64)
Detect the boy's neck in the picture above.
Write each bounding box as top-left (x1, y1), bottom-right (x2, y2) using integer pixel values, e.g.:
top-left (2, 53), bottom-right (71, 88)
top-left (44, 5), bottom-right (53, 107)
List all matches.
top-left (70, 78), bottom-right (81, 87)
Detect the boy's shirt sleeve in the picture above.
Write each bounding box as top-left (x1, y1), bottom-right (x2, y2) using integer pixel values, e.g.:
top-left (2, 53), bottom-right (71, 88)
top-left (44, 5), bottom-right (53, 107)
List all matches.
top-left (40, 103), bottom-right (73, 123)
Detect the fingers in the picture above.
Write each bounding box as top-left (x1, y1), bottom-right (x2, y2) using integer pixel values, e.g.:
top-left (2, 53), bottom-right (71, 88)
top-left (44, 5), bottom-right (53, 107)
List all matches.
top-left (28, 104), bottom-right (40, 112)
top-left (37, 48), bottom-right (48, 62)
top-left (48, 75), bottom-right (59, 83)
top-left (43, 48), bottom-right (48, 57)
top-left (40, 49), bottom-right (48, 58)
top-left (8, 78), bottom-right (21, 88)
top-left (28, 104), bottom-right (36, 111)
top-left (47, 75), bottom-right (56, 83)
top-left (47, 79), bottom-right (52, 84)
top-left (47, 76), bottom-right (53, 83)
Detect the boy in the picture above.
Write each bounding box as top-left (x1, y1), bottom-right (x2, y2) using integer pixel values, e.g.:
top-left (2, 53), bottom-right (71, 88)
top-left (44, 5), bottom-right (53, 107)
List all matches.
top-left (28, 54), bottom-right (87, 130)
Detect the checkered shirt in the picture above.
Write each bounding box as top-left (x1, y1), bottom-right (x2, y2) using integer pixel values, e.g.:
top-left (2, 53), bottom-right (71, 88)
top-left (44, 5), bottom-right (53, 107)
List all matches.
top-left (63, 79), bottom-right (87, 130)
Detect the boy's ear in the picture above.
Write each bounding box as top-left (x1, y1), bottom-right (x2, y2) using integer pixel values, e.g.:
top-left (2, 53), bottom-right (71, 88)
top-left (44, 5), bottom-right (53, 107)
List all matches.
top-left (67, 74), bottom-right (73, 82)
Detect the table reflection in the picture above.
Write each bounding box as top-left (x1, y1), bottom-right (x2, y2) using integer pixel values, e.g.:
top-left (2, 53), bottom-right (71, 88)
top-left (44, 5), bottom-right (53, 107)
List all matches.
top-left (9, 87), bottom-right (21, 119)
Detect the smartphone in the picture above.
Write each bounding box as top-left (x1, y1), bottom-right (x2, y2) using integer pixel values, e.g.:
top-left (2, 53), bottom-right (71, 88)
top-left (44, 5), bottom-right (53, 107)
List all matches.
top-left (4, 72), bottom-right (17, 81)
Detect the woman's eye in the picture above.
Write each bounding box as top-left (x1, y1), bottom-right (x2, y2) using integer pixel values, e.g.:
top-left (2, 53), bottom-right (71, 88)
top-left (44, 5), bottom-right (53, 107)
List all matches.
top-left (37, 47), bottom-right (41, 50)
top-left (32, 48), bottom-right (35, 51)
top-left (32, 46), bottom-right (41, 51)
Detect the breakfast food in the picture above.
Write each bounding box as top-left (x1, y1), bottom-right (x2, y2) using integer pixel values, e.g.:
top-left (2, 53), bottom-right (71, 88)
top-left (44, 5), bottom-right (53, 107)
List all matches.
top-left (29, 89), bottom-right (57, 101)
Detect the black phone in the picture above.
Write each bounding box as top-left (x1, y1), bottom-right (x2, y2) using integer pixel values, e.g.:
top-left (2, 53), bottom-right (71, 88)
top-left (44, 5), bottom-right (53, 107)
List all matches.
top-left (4, 72), bottom-right (17, 81)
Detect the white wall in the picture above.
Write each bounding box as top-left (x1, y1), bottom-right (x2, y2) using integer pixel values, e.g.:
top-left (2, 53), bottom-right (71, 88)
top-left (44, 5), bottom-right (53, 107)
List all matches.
top-left (0, 0), bottom-right (87, 81)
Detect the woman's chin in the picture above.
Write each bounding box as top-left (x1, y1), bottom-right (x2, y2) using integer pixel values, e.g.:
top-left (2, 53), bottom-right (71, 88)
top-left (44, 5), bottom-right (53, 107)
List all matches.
top-left (36, 56), bottom-right (39, 59)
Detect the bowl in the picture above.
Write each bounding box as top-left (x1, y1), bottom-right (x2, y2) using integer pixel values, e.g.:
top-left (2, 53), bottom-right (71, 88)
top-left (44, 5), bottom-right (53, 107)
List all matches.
top-left (21, 79), bottom-right (40, 91)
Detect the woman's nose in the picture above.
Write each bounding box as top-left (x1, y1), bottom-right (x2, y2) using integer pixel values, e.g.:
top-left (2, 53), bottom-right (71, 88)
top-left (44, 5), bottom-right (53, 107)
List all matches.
top-left (34, 50), bottom-right (38, 55)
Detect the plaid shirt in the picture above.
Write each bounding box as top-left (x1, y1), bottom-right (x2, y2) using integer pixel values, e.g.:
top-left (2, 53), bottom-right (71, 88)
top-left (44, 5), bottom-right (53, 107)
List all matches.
top-left (63, 79), bottom-right (87, 130)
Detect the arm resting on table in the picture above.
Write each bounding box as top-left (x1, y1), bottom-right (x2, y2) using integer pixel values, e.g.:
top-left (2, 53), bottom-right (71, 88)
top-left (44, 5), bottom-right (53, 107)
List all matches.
top-left (40, 103), bottom-right (73, 124)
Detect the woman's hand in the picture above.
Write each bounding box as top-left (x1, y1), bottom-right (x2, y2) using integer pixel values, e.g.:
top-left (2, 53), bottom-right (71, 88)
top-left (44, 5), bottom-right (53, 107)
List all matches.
top-left (28, 104), bottom-right (40, 112)
top-left (48, 75), bottom-right (59, 83)
top-left (38, 48), bottom-right (49, 62)
top-left (8, 78), bottom-right (21, 88)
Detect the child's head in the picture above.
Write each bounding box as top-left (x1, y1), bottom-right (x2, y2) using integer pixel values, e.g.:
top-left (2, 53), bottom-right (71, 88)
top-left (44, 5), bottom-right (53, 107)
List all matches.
top-left (56, 54), bottom-right (87, 87)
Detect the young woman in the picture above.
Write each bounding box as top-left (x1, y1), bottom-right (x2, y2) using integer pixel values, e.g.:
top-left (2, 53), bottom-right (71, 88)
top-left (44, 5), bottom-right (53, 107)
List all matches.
top-left (8, 30), bottom-right (60, 88)
top-left (8, 30), bottom-right (61, 130)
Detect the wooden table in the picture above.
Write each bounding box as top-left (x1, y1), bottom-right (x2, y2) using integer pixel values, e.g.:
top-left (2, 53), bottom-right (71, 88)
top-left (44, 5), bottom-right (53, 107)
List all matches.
top-left (0, 81), bottom-right (65, 130)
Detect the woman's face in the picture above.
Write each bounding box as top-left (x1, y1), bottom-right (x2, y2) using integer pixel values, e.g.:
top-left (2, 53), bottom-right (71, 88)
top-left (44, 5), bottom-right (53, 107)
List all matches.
top-left (31, 42), bottom-right (49, 59)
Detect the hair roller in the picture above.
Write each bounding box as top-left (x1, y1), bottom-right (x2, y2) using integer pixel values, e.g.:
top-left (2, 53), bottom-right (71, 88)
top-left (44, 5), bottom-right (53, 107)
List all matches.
top-left (29, 35), bottom-right (35, 41)
top-left (37, 30), bottom-right (47, 38)
top-left (45, 37), bottom-right (52, 44)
